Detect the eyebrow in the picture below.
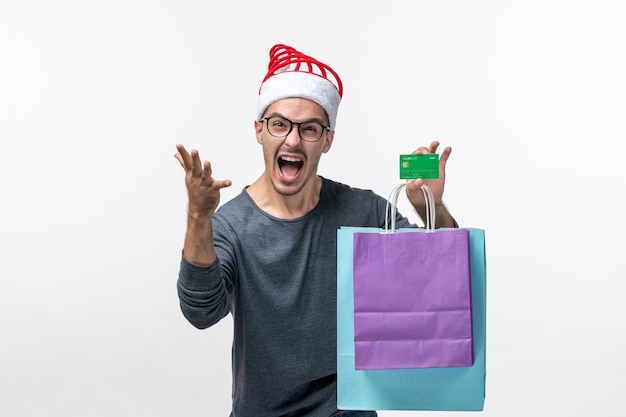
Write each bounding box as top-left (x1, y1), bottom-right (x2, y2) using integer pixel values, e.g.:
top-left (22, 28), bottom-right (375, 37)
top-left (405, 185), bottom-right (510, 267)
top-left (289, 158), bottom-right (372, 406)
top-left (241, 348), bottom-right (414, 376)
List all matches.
top-left (265, 112), bottom-right (328, 126)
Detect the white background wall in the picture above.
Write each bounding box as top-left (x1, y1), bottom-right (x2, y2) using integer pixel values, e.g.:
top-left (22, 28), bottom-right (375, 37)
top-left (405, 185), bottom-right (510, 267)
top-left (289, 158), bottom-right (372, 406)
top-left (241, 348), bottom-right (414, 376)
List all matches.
top-left (1, 1), bottom-right (625, 416)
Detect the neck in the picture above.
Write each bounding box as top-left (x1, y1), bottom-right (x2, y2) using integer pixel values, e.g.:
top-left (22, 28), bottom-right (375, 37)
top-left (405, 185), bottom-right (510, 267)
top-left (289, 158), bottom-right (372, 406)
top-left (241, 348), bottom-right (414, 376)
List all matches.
top-left (247, 174), bottom-right (322, 219)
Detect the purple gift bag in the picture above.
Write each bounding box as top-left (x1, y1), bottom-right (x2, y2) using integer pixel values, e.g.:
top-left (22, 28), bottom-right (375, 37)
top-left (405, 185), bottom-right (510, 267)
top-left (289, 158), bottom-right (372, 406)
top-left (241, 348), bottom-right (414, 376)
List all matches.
top-left (352, 184), bottom-right (474, 370)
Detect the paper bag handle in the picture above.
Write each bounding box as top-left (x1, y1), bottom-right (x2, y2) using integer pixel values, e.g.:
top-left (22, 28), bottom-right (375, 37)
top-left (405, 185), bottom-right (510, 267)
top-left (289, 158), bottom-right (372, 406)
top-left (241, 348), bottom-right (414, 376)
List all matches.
top-left (384, 183), bottom-right (436, 232)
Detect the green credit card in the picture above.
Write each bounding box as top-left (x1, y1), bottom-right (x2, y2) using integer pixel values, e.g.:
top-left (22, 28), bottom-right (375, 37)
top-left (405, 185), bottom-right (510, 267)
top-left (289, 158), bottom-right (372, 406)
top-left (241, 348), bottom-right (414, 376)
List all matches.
top-left (399, 154), bottom-right (439, 179)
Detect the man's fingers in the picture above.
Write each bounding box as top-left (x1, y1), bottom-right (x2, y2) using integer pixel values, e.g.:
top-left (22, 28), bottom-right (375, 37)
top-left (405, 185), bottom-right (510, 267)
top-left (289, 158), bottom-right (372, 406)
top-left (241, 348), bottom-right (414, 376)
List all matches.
top-left (197, 160), bottom-right (232, 190)
top-left (439, 145), bottom-right (452, 161)
top-left (202, 160), bottom-right (212, 179)
top-left (213, 179), bottom-right (233, 190)
top-left (412, 146), bottom-right (430, 155)
top-left (428, 141), bottom-right (441, 154)
top-left (175, 144), bottom-right (193, 168)
top-left (176, 144), bottom-right (231, 190)
top-left (412, 141), bottom-right (448, 155)
top-left (406, 178), bottom-right (424, 191)
top-left (174, 152), bottom-right (186, 168)
top-left (438, 146), bottom-right (452, 171)
top-left (190, 149), bottom-right (204, 177)
top-left (175, 144), bottom-right (204, 177)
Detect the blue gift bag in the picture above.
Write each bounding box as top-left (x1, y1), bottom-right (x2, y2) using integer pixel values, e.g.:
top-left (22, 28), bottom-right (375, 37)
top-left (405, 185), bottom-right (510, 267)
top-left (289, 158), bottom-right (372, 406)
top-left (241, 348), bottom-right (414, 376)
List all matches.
top-left (337, 226), bottom-right (486, 411)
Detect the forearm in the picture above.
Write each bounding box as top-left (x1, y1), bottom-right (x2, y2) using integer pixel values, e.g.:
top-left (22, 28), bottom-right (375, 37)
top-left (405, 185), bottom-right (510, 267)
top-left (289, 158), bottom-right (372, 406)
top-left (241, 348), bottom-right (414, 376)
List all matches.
top-left (177, 257), bottom-right (231, 329)
top-left (183, 211), bottom-right (218, 266)
top-left (180, 209), bottom-right (233, 327)
top-left (433, 203), bottom-right (456, 228)
top-left (415, 203), bottom-right (457, 229)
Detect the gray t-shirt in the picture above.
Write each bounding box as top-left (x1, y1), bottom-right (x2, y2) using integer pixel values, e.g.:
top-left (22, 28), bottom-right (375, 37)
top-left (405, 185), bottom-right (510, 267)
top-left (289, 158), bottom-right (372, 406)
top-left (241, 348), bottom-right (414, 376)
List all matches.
top-left (178, 177), bottom-right (414, 417)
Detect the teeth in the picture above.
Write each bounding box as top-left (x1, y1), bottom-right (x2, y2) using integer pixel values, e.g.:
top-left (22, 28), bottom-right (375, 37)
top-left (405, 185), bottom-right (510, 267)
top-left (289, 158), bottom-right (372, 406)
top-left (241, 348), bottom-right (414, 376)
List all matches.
top-left (281, 156), bottom-right (302, 163)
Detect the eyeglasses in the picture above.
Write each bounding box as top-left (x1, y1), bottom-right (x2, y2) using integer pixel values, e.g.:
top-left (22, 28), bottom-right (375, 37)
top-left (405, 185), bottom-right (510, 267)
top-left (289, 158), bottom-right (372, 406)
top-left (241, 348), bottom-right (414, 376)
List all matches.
top-left (262, 116), bottom-right (330, 142)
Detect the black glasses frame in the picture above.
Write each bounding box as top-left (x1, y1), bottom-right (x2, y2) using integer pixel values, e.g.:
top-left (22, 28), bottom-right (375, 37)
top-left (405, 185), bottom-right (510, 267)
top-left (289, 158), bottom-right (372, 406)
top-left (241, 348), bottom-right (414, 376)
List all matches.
top-left (262, 117), bottom-right (330, 142)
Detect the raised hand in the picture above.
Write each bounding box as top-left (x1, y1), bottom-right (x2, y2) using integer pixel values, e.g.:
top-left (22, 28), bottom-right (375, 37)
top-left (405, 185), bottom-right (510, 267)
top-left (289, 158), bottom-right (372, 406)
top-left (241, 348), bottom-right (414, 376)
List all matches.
top-left (175, 144), bottom-right (232, 218)
top-left (405, 141), bottom-right (455, 228)
top-left (175, 144), bottom-right (232, 265)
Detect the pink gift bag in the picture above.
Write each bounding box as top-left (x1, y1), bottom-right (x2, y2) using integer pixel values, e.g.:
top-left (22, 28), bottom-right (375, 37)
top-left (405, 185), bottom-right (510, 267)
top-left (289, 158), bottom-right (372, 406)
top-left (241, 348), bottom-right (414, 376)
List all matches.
top-left (352, 184), bottom-right (473, 370)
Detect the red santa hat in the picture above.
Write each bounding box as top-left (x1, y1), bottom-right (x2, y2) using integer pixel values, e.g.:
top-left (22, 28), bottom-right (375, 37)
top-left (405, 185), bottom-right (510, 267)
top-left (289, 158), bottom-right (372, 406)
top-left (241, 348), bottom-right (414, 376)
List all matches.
top-left (256, 44), bottom-right (343, 130)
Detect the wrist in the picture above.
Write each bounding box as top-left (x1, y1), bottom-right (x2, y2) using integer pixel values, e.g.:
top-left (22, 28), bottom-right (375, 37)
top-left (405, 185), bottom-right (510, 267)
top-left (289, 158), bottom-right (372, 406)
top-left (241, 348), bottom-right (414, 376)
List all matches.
top-left (187, 206), bottom-right (213, 222)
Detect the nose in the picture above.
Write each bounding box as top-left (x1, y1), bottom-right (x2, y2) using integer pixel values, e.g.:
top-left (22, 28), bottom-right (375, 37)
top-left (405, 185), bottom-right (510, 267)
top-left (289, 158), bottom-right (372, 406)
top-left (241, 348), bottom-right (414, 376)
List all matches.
top-left (283, 124), bottom-right (301, 147)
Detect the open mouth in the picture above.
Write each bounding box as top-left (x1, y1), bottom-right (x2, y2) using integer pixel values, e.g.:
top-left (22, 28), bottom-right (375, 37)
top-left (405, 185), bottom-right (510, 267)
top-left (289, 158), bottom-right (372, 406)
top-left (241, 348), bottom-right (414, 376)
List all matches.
top-left (278, 156), bottom-right (304, 181)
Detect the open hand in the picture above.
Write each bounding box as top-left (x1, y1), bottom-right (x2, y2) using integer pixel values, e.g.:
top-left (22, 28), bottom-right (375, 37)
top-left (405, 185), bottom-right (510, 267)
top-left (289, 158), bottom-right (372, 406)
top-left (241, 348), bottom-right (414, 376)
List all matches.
top-left (175, 144), bottom-right (232, 218)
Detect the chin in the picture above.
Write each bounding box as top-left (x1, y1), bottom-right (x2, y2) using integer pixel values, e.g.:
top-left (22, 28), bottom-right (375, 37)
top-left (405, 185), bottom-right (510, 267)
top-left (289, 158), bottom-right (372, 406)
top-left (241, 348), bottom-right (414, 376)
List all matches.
top-left (272, 181), bottom-right (306, 197)
top-left (270, 173), bottom-right (309, 196)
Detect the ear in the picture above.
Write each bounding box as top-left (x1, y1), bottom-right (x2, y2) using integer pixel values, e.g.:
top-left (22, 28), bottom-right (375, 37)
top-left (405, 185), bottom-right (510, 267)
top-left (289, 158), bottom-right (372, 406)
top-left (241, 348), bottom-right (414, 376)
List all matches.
top-left (254, 120), bottom-right (263, 144)
top-left (322, 130), bottom-right (334, 153)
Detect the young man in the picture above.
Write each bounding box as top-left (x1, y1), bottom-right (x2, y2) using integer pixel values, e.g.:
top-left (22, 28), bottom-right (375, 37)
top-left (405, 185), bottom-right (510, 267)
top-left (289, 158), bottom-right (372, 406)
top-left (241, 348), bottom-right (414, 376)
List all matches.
top-left (175, 44), bottom-right (455, 417)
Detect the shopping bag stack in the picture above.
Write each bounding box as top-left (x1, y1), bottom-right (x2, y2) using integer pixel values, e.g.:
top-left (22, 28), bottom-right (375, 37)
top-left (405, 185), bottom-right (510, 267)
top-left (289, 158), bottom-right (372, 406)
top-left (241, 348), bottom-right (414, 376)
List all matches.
top-left (337, 184), bottom-right (486, 411)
